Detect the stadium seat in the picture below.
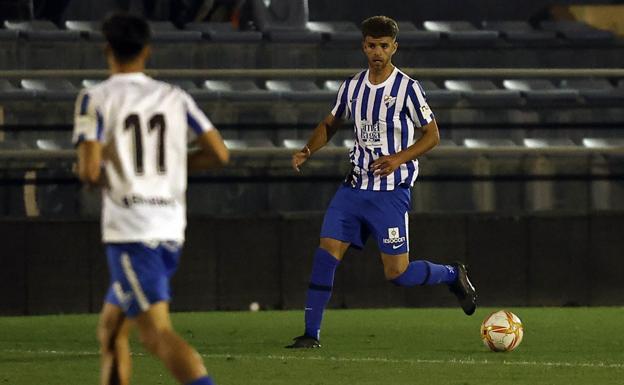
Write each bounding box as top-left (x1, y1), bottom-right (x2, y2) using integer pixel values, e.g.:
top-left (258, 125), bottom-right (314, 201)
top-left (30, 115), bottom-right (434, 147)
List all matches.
top-left (0, 79), bottom-right (36, 100)
top-left (148, 21), bottom-right (202, 42)
top-left (463, 138), bottom-right (517, 148)
top-left (481, 21), bottom-right (557, 43)
top-left (184, 22), bottom-right (262, 42)
top-left (282, 139), bottom-right (335, 148)
top-left (395, 22), bottom-right (440, 46)
top-left (444, 80), bottom-right (522, 107)
top-left (224, 139), bottom-right (276, 149)
top-left (164, 79), bottom-right (218, 101)
top-left (36, 138), bottom-right (73, 150)
top-left (438, 139), bottom-right (458, 147)
top-left (0, 25), bottom-right (19, 40)
top-left (265, 80), bottom-right (333, 102)
top-left (502, 79), bottom-right (579, 106)
top-left (523, 138), bottom-right (576, 148)
top-left (250, 0), bottom-right (322, 43)
top-left (343, 139), bottom-right (355, 148)
top-left (20, 79), bottom-right (78, 100)
top-left (422, 21), bottom-right (499, 43)
top-left (559, 79), bottom-right (624, 104)
top-left (306, 21), bottom-right (361, 43)
top-left (64, 20), bottom-right (103, 40)
top-left (582, 138), bottom-right (624, 148)
top-left (419, 80), bottom-right (461, 107)
top-left (539, 21), bottom-right (614, 44)
top-left (322, 80), bottom-right (342, 93)
top-left (203, 80), bottom-right (279, 101)
top-left (4, 20), bottom-right (81, 41)
top-left (81, 79), bottom-right (101, 88)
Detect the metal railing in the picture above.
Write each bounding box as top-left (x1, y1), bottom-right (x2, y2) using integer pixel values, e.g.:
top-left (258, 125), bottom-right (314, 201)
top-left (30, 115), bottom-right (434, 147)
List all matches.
top-left (1, 68), bottom-right (624, 79)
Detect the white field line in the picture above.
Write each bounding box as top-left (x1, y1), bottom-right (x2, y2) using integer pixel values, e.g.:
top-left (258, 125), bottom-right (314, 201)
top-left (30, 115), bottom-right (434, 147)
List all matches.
top-left (2, 349), bottom-right (624, 370)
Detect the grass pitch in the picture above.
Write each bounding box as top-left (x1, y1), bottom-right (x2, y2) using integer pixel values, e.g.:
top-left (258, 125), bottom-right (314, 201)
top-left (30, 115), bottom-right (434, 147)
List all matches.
top-left (1, 307), bottom-right (624, 385)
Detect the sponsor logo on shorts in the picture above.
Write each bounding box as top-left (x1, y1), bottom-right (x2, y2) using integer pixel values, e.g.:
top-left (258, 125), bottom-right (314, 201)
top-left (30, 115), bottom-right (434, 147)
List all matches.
top-left (383, 227), bottom-right (406, 244)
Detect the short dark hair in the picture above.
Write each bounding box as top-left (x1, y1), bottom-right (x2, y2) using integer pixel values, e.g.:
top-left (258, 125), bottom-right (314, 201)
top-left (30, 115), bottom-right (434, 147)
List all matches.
top-left (102, 13), bottom-right (151, 63)
top-left (361, 16), bottom-right (399, 39)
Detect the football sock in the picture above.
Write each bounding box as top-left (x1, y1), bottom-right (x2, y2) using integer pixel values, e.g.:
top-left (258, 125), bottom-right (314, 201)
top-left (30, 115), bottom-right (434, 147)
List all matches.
top-left (186, 376), bottom-right (215, 385)
top-left (391, 260), bottom-right (457, 287)
top-left (304, 248), bottom-right (340, 340)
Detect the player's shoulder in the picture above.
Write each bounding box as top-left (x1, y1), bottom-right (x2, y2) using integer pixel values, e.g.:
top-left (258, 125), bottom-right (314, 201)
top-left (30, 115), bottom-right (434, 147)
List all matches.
top-left (395, 68), bottom-right (419, 86)
top-left (151, 78), bottom-right (193, 101)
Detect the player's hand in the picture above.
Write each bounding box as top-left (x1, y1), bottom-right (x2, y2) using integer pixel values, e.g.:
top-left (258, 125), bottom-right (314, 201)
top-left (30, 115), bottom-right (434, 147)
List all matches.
top-left (370, 153), bottom-right (404, 177)
top-left (292, 146), bottom-right (311, 172)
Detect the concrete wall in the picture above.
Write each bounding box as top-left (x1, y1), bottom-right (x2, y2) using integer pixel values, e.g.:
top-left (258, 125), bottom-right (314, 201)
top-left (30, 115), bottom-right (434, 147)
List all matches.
top-left (1, 212), bottom-right (623, 315)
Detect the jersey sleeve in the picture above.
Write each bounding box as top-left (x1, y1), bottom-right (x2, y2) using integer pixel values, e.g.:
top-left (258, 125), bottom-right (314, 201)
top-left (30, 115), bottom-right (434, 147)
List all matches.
top-left (330, 80), bottom-right (350, 120)
top-left (405, 81), bottom-right (434, 128)
top-left (72, 89), bottom-right (104, 146)
top-left (184, 92), bottom-right (215, 142)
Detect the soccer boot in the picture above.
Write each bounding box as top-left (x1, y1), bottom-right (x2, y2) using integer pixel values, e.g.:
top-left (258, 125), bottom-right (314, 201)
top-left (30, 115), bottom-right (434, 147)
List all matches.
top-left (448, 262), bottom-right (477, 315)
top-left (285, 335), bottom-right (321, 349)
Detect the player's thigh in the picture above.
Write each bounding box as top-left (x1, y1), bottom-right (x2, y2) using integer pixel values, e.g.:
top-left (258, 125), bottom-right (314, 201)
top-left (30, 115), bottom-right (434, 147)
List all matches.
top-left (134, 301), bottom-right (173, 350)
top-left (320, 185), bottom-right (368, 253)
top-left (135, 301), bottom-right (172, 333)
top-left (319, 237), bottom-right (351, 260)
top-left (380, 252), bottom-right (409, 280)
top-left (367, 188), bottom-right (410, 255)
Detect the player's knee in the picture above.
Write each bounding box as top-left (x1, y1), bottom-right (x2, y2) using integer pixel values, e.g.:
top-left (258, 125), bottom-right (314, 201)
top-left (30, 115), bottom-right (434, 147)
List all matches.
top-left (384, 264), bottom-right (406, 280)
top-left (97, 322), bottom-right (118, 352)
top-left (319, 238), bottom-right (346, 259)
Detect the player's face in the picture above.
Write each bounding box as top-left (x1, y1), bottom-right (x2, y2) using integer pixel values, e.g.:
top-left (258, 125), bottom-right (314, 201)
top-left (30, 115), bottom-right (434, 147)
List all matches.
top-left (362, 36), bottom-right (397, 71)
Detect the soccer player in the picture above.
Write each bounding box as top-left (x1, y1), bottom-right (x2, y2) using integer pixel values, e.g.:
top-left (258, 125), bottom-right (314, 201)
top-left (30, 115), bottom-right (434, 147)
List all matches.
top-left (73, 13), bottom-right (229, 385)
top-left (287, 15), bottom-right (477, 349)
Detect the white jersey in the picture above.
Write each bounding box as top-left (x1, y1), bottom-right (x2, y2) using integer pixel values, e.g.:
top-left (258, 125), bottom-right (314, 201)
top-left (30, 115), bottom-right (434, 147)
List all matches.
top-left (331, 67), bottom-right (434, 191)
top-left (72, 73), bottom-right (214, 243)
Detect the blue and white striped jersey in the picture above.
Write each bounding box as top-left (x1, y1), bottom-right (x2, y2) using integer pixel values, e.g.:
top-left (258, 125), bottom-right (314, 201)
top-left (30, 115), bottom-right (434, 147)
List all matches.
top-left (331, 67), bottom-right (434, 191)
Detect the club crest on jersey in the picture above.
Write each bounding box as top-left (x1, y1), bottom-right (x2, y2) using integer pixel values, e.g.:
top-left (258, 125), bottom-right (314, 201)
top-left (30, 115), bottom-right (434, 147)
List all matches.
top-left (383, 95), bottom-right (396, 108)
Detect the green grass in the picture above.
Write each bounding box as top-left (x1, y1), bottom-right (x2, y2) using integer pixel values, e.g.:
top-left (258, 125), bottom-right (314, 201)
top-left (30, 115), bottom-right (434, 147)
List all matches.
top-left (1, 307), bottom-right (624, 384)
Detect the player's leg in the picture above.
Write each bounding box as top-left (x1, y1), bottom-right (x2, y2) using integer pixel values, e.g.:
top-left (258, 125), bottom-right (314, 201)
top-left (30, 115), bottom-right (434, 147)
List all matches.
top-left (135, 301), bottom-right (213, 385)
top-left (380, 252), bottom-right (457, 285)
top-left (369, 186), bottom-right (476, 314)
top-left (382, 251), bottom-right (476, 315)
top-left (287, 186), bottom-right (366, 348)
top-left (97, 302), bottom-right (132, 385)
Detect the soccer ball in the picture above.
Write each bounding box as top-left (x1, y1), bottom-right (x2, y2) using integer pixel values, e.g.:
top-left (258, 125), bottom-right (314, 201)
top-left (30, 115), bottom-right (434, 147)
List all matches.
top-left (480, 310), bottom-right (524, 352)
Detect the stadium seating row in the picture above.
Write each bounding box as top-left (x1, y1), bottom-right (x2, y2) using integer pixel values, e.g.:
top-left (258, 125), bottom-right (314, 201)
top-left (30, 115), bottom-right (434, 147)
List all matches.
top-left (2, 136), bottom-right (622, 151)
top-left (0, 19), bottom-right (619, 45)
top-left (2, 78), bottom-right (623, 106)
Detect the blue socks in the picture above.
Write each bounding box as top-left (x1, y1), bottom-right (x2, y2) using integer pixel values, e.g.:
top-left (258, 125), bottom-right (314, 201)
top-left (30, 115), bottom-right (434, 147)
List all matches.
top-left (304, 248), bottom-right (340, 340)
top-left (391, 260), bottom-right (457, 287)
top-left (186, 376), bottom-right (215, 385)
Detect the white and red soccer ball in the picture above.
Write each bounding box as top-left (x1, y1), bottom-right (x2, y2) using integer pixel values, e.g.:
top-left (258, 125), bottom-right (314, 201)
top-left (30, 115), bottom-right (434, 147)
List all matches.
top-left (480, 310), bottom-right (524, 352)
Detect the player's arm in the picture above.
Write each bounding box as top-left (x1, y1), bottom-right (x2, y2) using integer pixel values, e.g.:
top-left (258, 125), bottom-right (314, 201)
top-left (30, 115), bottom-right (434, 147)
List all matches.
top-left (77, 141), bottom-right (103, 185)
top-left (292, 113), bottom-right (343, 172)
top-left (188, 130), bottom-right (230, 171)
top-left (73, 90), bottom-right (105, 185)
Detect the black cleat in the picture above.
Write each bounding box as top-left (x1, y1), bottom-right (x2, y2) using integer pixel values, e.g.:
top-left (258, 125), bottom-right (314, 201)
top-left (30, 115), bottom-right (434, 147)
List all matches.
top-left (448, 262), bottom-right (477, 315)
top-left (285, 335), bottom-right (321, 349)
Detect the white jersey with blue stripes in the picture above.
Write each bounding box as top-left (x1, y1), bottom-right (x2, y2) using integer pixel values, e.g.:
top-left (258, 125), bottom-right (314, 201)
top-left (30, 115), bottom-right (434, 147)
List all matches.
top-left (72, 73), bottom-right (214, 243)
top-left (331, 67), bottom-right (434, 191)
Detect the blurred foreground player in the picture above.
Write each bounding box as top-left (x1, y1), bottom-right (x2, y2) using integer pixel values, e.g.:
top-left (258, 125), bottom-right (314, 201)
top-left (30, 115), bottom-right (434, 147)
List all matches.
top-left (287, 16), bottom-right (476, 349)
top-left (73, 13), bottom-right (229, 385)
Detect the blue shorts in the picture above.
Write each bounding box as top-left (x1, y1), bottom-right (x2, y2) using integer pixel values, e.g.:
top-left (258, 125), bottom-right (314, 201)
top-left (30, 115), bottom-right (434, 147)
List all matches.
top-left (104, 242), bottom-right (181, 317)
top-left (320, 184), bottom-right (411, 255)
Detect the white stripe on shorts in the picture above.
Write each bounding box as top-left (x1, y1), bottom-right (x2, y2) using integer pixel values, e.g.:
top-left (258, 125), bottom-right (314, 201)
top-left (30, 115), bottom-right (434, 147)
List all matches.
top-left (121, 252), bottom-right (150, 312)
